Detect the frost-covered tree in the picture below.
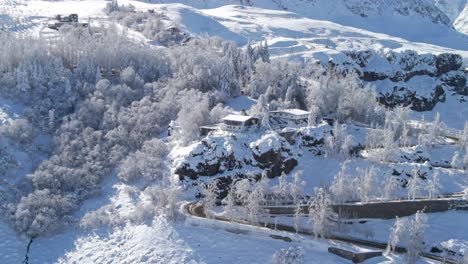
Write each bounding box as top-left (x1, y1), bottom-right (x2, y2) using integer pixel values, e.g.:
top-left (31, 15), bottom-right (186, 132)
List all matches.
top-left (0, 118), bottom-right (34, 144)
top-left (144, 175), bottom-right (181, 221)
top-left (118, 138), bottom-right (169, 183)
top-left (387, 105), bottom-right (411, 140)
top-left (175, 90), bottom-right (210, 144)
top-left (249, 93), bottom-right (269, 122)
top-left (385, 211), bottom-right (428, 262)
top-left (358, 166), bottom-right (377, 203)
top-left (380, 128), bottom-right (399, 162)
top-left (284, 85), bottom-right (303, 109)
top-left (233, 178), bottom-right (253, 220)
top-left (293, 202), bottom-right (302, 233)
top-left (308, 188), bottom-right (336, 238)
top-left (12, 189), bottom-right (75, 237)
top-left (451, 151), bottom-right (463, 169)
top-left (383, 176), bottom-right (398, 201)
top-left (273, 173), bottom-right (290, 205)
top-left (367, 114), bottom-right (401, 162)
top-left (429, 112), bottom-right (444, 138)
top-left (419, 112), bottom-right (445, 149)
top-left (234, 178), bottom-right (252, 206)
top-left (366, 126), bottom-right (382, 150)
top-left (48, 109), bottom-right (55, 131)
top-left (427, 171), bottom-right (441, 199)
top-left (460, 122), bottom-right (468, 148)
top-left (202, 181), bottom-right (218, 219)
top-left (325, 123), bottom-right (354, 158)
top-left (307, 105), bottom-right (319, 128)
top-left (464, 150), bottom-right (468, 170)
top-left (400, 124), bottom-right (410, 147)
top-left (261, 111), bottom-right (271, 130)
top-left (223, 183), bottom-right (236, 221)
top-left (256, 173), bottom-right (271, 203)
top-left (306, 66), bottom-right (384, 124)
top-left (220, 58), bottom-right (240, 97)
top-left (385, 216), bottom-right (408, 254)
top-left (246, 179), bottom-right (267, 224)
top-left (330, 161), bottom-right (357, 203)
top-left (257, 40), bottom-right (270, 63)
top-left (291, 171), bottom-right (305, 204)
top-left (209, 103), bottom-right (229, 124)
top-left (406, 210), bottom-right (428, 264)
top-left (247, 59), bottom-right (301, 101)
top-left (407, 169), bottom-right (423, 200)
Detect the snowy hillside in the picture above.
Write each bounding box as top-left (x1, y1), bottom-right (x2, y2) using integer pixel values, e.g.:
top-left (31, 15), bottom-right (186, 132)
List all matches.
top-left (0, 0), bottom-right (467, 263)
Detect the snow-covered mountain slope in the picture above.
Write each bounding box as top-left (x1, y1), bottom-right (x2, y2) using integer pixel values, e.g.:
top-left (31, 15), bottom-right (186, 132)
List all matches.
top-left (201, 4), bottom-right (467, 56)
top-left (1, 0), bottom-right (466, 60)
top-left (155, 0), bottom-right (454, 27)
top-left (150, 0), bottom-right (468, 49)
top-left (435, 0), bottom-right (467, 21)
top-left (455, 3), bottom-right (468, 34)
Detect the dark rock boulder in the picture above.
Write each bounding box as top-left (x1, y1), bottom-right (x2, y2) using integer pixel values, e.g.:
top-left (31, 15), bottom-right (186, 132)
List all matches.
top-left (299, 133), bottom-right (325, 155)
top-left (250, 135), bottom-right (298, 178)
top-left (442, 73), bottom-right (466, 88)
top-left (252, 148), bottom-right (298, 178)
top-left (441, 72), bottom-right (468, 95)
top-left (436, 53), bottom-right (463, 75)
top-left (378, 85), bottom-right (445, 111)
top-left (176, 133), bottom-right (299, 180)
top-left (361, 71), bottom-right (388, 82)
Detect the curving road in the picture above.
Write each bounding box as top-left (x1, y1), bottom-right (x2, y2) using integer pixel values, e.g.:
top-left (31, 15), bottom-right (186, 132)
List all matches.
top-left (184, 202), bottom-right (462, 264)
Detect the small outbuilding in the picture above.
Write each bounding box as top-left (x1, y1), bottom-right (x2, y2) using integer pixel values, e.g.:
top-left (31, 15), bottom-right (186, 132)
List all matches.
top-left (199, 124), bottom-right (220, 136)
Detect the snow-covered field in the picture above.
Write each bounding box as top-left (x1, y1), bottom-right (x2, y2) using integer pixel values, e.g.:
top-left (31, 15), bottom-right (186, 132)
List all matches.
top-left (0, 183), bottom-right (353, 264)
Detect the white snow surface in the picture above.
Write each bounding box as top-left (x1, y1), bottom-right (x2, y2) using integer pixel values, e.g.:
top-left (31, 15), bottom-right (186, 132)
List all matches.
top-left (250, 132), bottom-right (284, 155)
top-left (0, 180), bottom-right (349, 264)
top-left (222, 114), bottom-right (254, 122)
top-left (225, 95), bottom-right (257, 112)
top-left (271, 108), bottom-right (310, 116)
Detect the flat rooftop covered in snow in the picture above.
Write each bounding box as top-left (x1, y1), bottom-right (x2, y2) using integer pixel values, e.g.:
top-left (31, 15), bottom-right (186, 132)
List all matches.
top-left (222, 114), bottom-right (255, 122)
top-left (270, 109), bottom-right (310, 116)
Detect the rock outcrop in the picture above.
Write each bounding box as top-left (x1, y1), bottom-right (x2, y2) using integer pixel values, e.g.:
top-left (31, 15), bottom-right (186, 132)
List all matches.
top-left (174, 123), bottom-right (341, 181)
top-left (345, 50), bottom-right (466, 111)
top-left (175, 132), bottom-right (300, 180)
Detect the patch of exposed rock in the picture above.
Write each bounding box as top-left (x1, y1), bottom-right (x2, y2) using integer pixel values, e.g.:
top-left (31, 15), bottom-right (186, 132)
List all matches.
top-left (345, 50), bottom-right (466, 111)
top-left (175, 132), bottom-right (300, 180)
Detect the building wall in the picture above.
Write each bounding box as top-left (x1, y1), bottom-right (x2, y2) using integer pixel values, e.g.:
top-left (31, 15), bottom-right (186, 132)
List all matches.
top-left (271, 112), bottom-right (308, 120)
top-left (221, 122), bottom-right (259, 132)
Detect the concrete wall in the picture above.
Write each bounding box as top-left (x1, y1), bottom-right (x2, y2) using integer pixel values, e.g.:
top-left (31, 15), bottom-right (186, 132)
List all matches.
top-left (265, 199), bottom-right (468, 219)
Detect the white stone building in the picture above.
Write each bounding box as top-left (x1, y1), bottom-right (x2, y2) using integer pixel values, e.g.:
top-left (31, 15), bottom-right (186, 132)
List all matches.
top-left (269, 109), bottom-right (310, 121)
top-left (221, 114), bottom-right (259, 132)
